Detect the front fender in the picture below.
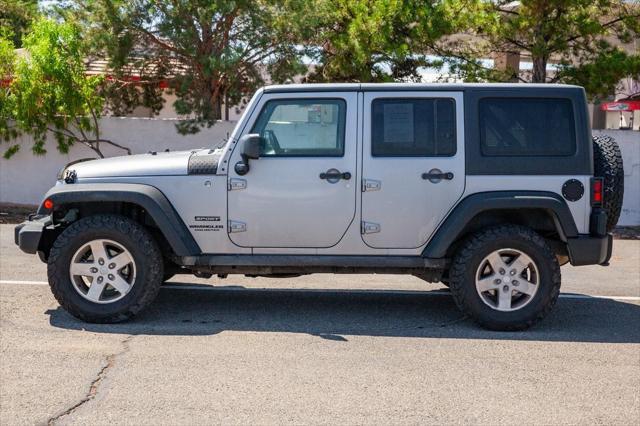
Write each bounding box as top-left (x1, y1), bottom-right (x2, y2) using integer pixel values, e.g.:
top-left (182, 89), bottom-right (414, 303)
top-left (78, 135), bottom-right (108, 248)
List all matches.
top-left (38, 183), bottom-right (201, 256)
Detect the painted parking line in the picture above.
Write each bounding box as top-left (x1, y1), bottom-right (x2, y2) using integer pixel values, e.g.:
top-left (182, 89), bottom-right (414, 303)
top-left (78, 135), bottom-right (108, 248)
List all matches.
top-left (0, 280), bottom-right (50, 286)
top-left (1, 279), bottom-right (639, 301)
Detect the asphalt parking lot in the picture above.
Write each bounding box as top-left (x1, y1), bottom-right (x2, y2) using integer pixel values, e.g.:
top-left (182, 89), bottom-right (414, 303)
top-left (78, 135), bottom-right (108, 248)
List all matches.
top-left (1, 223), bottom-right (639, 425)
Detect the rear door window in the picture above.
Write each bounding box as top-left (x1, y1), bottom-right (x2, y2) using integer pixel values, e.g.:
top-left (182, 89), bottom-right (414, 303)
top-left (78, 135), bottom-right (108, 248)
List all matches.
top-left (479, 98), bottom-right (576, 156)
top-left (371, 98), bottom-right (456, 157)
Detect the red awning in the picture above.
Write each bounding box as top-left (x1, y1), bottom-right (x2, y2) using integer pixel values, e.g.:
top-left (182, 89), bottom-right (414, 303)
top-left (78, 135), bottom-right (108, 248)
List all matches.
top-left (600, 101), bottom-right (640, 111)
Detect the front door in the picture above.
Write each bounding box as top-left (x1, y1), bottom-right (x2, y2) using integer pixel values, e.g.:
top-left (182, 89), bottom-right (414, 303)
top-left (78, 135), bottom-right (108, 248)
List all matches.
top-left (227, 92), bottom-right (358, 248)
top-left (361, 92), bottom-right (465, 249)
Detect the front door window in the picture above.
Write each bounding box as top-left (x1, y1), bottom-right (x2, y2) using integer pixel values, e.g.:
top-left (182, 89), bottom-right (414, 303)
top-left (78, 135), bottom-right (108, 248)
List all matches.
top-left (252, 99), bottom-right (346, 157)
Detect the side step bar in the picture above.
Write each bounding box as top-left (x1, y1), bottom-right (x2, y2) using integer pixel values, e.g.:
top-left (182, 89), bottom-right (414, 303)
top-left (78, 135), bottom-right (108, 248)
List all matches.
top-left (177, 254), bottom-right (446, 270)
top-left (175, 254), bottom-right (445, 281)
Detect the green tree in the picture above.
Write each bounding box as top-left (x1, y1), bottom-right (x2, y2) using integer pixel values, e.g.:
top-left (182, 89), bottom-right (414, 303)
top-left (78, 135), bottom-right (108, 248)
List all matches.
top-left (0, 37), bottom-right (17, 153)
top-left (0, 0), bottom-right (39, 47)
top-left (306, 0), bottom-right (458, 82)
top-left (63, 0), bottom-right (309, 133)
top-left (439, 0), bottom-right (640, 98)
top-left (2, 18), bottom-right (130, 158)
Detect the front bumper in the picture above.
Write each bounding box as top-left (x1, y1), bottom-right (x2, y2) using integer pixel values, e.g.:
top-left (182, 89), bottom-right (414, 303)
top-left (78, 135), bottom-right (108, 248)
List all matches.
top-left (566, 233), bottom-right (613, 266)
top-left (14, 215), bottom-right (52, 254)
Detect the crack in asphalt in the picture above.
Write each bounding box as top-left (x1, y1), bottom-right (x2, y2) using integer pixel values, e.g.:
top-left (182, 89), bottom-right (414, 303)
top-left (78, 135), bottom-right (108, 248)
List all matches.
top-left (46, 335), bottom-right (134, 425)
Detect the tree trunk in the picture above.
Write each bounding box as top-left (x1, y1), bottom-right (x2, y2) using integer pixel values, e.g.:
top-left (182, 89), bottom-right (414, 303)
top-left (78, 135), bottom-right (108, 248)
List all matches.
top-left (532, 56), bottom-right (548, 83)
top-left (208, 82), bottom-right (222, 121)
top-left (224, 91), bottom-right (229, 121)
top-left (203, 76), bottom-right (223, 122)
top-left (211, 97), bottom-right (222, 121)
top-left (494, 52), bottom-right (521, 82)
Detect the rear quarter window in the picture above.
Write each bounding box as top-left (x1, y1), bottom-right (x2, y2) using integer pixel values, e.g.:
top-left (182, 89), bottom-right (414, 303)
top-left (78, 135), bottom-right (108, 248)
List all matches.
top-left (479, 98), bottom-right (576, 156)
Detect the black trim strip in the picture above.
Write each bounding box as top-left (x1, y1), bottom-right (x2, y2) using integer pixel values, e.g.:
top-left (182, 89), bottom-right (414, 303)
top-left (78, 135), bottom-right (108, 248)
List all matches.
top-left (422, 191), bottom-right (579, 258)
top-left (39, 183), bottom-right (201, 256)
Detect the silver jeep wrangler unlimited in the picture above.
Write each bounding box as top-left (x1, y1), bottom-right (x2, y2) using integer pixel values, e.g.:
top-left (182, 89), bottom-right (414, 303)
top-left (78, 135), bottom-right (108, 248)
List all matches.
top-left (15, 83), bottom-right (624, 330)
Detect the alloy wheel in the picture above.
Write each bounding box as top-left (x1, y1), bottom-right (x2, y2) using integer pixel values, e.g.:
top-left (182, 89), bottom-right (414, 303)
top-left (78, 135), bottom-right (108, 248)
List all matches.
top-left (475, 248), bottom-right (540, 312)
top-left (69, 239), bottom-right (137, 304)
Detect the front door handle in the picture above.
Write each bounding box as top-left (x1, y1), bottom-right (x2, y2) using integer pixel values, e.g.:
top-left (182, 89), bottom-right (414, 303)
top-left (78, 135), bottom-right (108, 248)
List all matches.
top-left (320, 168), bottom-right (351, 183)
top-left (422, 169), bottom-right (454, 182)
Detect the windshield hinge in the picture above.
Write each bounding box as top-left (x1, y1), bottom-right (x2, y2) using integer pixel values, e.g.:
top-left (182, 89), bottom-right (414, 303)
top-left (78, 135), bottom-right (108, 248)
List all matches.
top-left (228, 178), bottom-right (247, 191)
top-left (228, 220), bottom-right (247, 233)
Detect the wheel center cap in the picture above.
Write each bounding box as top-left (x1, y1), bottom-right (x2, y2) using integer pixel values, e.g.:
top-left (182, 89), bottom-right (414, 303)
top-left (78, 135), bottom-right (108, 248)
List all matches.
top-left (100, 267), bottom-right (108, 275)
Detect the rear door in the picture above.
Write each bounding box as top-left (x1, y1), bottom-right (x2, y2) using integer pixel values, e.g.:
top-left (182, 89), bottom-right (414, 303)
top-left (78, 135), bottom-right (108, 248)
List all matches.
top-left (227, 92), bottom-right (358, 248)
top-left (361, 92), bottom-right (465, 249)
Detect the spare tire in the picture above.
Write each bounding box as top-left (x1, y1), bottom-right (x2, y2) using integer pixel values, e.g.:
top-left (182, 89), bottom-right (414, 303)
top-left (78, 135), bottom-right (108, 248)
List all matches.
top-left (592, 135), bottom-right (624, 232)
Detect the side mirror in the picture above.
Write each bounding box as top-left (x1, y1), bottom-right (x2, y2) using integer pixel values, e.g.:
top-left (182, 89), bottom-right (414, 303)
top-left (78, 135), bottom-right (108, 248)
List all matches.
top-left (241, 133), bottom-right (262, 160)
top-left (235, 133), bottom-right (262, 175)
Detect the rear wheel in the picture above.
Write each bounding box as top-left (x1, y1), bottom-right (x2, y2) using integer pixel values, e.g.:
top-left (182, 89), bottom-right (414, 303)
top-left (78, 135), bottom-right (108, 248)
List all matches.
top-left (47, 214), bottom-right (164, 323)
top-left (449, 225), bottom-right (561, 331)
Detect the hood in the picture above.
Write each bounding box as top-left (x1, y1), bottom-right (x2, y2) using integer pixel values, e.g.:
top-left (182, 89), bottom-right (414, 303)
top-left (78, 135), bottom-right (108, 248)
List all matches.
top-left (68, 150), bottom-right (197, 180)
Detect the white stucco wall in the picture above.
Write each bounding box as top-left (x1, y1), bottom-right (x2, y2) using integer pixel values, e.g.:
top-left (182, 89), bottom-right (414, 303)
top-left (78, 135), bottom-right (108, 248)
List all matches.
top-left (593, 130), bottom-right (640, 226)
top-left (604, 110), bottom-right (640, 131)
top-left (0, 118), bottom-right (236, 205)
top-left (1, 121), bottom-right (638, 226)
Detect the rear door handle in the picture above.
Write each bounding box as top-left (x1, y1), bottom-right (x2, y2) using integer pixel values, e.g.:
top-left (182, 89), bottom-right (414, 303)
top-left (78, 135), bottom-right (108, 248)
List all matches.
top-left (320, 168), bottom-right (351, 183)
top-left (421, 170), bottom-right (454, 181)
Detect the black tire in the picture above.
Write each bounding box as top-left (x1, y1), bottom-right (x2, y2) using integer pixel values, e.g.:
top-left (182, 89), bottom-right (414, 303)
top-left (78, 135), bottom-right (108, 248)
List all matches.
top-left (47, 214), bottom-right (164, 323)
top-left (593, 135), bottom-right (624, 232)
top-left (449, 225), bottom-right (561, 331)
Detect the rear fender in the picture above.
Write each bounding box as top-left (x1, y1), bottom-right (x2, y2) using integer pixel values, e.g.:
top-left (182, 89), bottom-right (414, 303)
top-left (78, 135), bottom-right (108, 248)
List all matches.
top-left (423, 191), bottom-right (579, 258)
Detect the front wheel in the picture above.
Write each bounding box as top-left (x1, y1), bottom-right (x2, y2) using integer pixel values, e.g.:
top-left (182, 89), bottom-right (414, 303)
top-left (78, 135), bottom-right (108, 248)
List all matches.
top-left (449, 225), bottom-right (561, 331)
top-left (47, 214), bottom-right (164, 323)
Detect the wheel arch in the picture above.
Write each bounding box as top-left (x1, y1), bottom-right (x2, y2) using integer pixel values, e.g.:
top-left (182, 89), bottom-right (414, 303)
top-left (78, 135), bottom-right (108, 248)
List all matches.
top-left (422, 191), bottom-right (579, 259)
top-left (38, 183), bottom-right (201, 257)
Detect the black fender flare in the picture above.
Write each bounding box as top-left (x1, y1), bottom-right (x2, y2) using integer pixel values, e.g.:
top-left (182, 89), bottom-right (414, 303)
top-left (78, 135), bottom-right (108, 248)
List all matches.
top-left (38, 183), bottom-right (201, 256)
top-left (422, 191), bottom-right (579, 258)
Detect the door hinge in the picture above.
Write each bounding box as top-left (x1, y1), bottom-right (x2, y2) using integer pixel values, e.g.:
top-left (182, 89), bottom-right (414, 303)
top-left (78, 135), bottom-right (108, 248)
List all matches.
top-left (228, 220), bottom-right (247, 233)
top-left (361, 221), bottom-right (381, 234)
top-left (228, 178), bottom-right (247, 191)
top-left (362, 179), bottom-right (381, 192)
